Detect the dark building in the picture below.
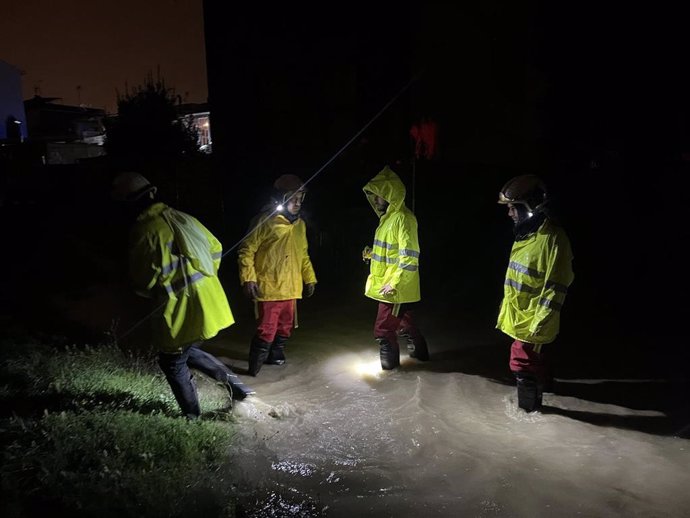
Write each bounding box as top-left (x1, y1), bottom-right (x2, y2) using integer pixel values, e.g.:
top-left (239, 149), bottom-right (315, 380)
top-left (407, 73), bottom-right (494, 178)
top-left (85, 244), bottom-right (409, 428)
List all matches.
top-left (22, 95), bottom-right (106, 164)
top-left (0, 59), bottom-right (28, 142)
top-left (24, 95), bottom-right (105, 144)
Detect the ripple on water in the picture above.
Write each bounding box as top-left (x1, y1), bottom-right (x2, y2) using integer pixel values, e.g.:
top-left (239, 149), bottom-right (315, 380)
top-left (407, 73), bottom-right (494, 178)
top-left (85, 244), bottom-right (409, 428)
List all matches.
top-left (271, 460), bottom-right (317, 477)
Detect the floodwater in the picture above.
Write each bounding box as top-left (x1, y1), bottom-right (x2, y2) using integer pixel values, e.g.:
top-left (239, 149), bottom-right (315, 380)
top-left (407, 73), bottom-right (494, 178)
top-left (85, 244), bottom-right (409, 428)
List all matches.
top-left (207, 293), bottom-right (688, 518)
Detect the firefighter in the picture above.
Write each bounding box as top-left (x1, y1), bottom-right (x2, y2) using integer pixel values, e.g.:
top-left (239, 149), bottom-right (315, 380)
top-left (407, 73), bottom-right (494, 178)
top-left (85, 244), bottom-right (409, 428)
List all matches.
top-left (111, 172), bottom-right (254, 419)
top-left (496, 174), bottom-right (574, 412)
top-left (363, 165), bottom-right (429, 370)
top-left (238, 174), bottom-right (317, 376)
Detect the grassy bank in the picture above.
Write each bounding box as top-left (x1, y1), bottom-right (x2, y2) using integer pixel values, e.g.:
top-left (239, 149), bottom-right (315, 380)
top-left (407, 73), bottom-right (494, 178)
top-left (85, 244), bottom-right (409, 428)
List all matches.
top-left (0, 332), bottom-right (238, 518)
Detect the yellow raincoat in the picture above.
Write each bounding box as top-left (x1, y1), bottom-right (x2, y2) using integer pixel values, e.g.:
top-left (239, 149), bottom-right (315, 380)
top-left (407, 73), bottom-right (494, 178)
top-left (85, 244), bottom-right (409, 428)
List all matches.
top-left (496, 219), bottom-right (573, 345)
top-left (237, 211), bottom-right (317, 300)
top-left (363, 166), bottom-right (421, 304)
top-left (129, 202), bottom-right (234, 352)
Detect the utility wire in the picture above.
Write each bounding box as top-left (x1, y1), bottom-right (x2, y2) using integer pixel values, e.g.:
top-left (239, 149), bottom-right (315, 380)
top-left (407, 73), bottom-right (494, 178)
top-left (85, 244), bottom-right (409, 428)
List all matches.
top-left (118, 74), bottom-right (419, 340)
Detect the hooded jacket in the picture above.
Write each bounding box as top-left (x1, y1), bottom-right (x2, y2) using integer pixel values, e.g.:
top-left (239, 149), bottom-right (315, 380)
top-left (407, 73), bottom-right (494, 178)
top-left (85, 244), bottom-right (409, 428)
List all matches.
top-left (129, 202), bottom-right (234, 352)
top-left (363, 166), bottom-right (421, 304)
top-left (238, 209), bottom-right (317, 301)
top-left (496, 218), bottom-right (573, 344)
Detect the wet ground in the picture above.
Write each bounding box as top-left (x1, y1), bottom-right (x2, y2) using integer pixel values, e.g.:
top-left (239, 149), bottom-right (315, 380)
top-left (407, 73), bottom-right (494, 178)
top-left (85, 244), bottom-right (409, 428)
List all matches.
top-left (203, 291), bottom-right (690, 518)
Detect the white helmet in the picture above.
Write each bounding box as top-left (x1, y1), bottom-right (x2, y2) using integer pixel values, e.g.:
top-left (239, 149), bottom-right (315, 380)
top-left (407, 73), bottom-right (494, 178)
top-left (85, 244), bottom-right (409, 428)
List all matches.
top-left (111, 172), bottom-right (157, 202)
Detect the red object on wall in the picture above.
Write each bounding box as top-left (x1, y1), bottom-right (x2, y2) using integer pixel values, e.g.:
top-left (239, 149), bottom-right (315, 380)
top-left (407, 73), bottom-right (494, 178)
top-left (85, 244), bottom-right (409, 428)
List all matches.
top-left (410, 117), bottom-right (438, 160)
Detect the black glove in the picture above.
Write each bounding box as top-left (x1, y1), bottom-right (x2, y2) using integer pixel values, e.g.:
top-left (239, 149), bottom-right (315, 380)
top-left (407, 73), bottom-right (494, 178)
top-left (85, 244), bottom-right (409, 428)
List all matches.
top-left (243, 281), bottom-right (261, 300)
top-left (304, 282), bottom-right (316, 298)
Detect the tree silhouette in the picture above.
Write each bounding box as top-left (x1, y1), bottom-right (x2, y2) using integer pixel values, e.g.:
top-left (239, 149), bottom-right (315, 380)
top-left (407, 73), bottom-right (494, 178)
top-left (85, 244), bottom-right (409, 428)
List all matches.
top-left (104, 74), bottom-right (199, 167)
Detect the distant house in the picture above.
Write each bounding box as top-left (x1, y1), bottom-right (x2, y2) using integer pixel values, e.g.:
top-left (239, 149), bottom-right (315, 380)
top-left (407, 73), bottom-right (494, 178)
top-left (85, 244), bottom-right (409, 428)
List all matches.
top-left (23, 95), bottom-right (106, 164)
top-left (24, 95), bottom-right (106, 144)
top-left (0, 60), bottom-right (28, 142)
top-left (177, 102), bottom-right (212, 153)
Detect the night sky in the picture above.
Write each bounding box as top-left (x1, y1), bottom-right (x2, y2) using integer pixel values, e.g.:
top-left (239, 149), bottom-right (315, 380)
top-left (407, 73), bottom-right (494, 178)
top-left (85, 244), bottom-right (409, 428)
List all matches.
top-left (0, 0), bottom-right (208, 113)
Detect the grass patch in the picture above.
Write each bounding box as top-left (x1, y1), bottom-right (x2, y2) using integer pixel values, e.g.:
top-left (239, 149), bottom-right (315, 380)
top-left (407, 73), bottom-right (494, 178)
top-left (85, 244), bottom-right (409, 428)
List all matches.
top-left (0, 335), bottom-right (238, 518)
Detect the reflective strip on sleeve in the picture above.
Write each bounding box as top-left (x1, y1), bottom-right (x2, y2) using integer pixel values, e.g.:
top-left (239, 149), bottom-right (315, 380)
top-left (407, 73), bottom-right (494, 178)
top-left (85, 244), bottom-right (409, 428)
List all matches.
top-left (546, 280), bottom-right (568, 294)
top-left (504, 278), bottom-right (539, 293)
top-left (371, 253), bottom-right (398, 264)
top-left (509, 261), bottom-right (544, 278)
top-left (538, 297), bottom-right (562, 311)
top-left (399, 248), bottom-right (420, 258)
top-left (374, 239), bottom-right (397, 250)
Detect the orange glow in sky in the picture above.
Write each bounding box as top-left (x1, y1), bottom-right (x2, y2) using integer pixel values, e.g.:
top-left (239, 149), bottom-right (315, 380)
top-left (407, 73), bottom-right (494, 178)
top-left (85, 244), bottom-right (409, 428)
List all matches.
top-left (0, 0), bottom-right (208, 114)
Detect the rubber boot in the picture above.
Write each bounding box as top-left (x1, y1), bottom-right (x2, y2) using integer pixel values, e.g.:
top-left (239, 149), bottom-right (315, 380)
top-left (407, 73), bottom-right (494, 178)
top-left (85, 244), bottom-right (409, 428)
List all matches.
top-left (266, 335), bottom-right (288, 365)
top-left (225, 371), bottom-right (256, 400)
top-left (514, 372), bottom-right (543, 412)
top-left (400, 330), bottom-right (430, 361)
top-left (377, 337), bottom-right (400, 370)
top-left (248, 336), bottom-right (271, 376)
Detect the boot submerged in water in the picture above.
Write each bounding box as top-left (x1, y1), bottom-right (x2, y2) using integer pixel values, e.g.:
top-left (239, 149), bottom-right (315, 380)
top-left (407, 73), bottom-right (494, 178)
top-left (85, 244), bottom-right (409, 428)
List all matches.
top-left (265, 335), bottom-right (288, 365)
top-left (248, 336), bottom-right (271, 376)
top-left (514, 372), bottom-right (543, 412)
top-left (377, 337), bottom-right (400, 370)
top-left (224, 371), bottom-right (256, 400)
top-left (399, 330), bottom-right (430, 361)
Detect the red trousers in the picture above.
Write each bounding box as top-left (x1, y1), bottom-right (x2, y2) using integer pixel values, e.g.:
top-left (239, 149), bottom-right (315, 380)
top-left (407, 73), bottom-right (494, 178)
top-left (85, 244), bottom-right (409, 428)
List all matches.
top-left (256, 300), bottom-right (295, 343)
top-left (509, 340), bottom-right (549, 383)
top-left (374, 302), bottom-right (423, 344)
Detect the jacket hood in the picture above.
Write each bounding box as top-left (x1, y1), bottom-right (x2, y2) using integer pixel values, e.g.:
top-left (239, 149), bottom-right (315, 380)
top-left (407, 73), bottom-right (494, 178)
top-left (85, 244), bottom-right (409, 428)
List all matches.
top-left (363, 166), bottom-right (406, 217)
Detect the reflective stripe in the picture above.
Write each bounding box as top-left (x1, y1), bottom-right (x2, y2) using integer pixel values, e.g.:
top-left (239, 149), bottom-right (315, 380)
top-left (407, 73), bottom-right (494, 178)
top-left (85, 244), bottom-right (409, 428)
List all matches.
top-left (374, 239), bottom-right (397, 250)
top-left (161, 259), bottom-right (180, 275)
top-left (504, 278), bottom-right (539, 293)
top-left (399, 263), bottom-right (418, 272)
top-left (509, 261), bottom-right (543, 278)
top-left (546, 280), bottom-right (568, 294)
top-left (399, 248), bottom-right (420, 258)
top-left (164, 271), bottom-right (206, 294)
top-left (371, 253), bottom-right (397, 264)
top-left (163, 253), bottom-right (221, 275)
top-left (166, 241), bottom-right (174, 249)
top-left (538, 297), bottom-right (562, 311)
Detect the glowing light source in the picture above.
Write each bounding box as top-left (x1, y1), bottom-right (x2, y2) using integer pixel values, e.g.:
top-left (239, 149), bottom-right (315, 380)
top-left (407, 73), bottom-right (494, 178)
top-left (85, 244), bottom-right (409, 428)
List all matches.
top-left (276, 204), bottom-right (284, 211)
top-left (353, 359), bottom-right (382, 378)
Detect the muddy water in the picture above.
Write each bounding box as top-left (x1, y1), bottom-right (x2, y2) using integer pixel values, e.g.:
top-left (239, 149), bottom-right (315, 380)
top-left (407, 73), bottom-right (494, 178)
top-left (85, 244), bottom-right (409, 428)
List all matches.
top-left (211, 303), bottom-right (690, 517)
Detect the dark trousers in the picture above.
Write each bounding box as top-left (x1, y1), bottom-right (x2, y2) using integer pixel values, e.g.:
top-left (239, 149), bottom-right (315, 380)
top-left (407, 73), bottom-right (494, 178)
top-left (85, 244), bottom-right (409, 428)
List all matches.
top-left (158, 341), bottom-right (232, 418)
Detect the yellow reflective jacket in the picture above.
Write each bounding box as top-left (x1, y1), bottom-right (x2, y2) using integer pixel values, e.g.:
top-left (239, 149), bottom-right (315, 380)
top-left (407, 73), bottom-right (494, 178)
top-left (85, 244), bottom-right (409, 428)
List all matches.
top-left (237, 211), bottom-right (317, 301)
top-left (363, 166), bottom-right (421, 304)
top-left (496, 218), bottom-right (574, 345)
top-left (129, 202), bottom-right (234, 353)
